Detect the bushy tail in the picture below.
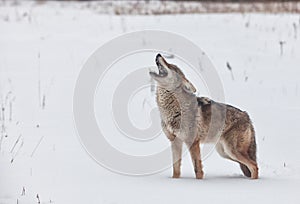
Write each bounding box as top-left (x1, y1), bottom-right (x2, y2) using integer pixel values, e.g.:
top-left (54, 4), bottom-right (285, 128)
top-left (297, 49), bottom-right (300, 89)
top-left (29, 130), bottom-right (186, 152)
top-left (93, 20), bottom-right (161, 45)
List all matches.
top-left (240, 128), bottom-right (257, 178)
top-left (240, 163), bottom-right (251, 177)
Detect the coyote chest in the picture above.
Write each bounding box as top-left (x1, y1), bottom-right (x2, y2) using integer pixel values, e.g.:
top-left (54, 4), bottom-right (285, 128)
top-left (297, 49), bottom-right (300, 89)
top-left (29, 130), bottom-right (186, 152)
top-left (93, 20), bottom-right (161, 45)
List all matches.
top-left (156, 87), bottom-right (181, 136)
top-left (156, 87), bottom-right (201, 140)
top-left (157, 87), bottom-right (221, 142)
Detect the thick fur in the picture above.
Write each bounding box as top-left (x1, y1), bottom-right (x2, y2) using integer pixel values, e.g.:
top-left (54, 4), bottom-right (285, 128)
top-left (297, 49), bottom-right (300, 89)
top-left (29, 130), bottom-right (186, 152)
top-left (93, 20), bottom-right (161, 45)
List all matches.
top-left (152, 55), bottom-right (259, 179)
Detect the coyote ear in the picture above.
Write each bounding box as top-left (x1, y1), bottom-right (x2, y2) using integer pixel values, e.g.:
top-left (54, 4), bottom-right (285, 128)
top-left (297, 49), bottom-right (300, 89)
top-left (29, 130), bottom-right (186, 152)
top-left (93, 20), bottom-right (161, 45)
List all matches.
top-left (183, 79), bottom-right (196, 93)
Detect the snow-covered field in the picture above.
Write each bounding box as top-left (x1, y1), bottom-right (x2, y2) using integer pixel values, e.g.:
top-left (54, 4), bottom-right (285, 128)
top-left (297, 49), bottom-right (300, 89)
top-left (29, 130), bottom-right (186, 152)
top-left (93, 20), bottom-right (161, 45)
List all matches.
top-left (0, 1), bottom-right (300, 204)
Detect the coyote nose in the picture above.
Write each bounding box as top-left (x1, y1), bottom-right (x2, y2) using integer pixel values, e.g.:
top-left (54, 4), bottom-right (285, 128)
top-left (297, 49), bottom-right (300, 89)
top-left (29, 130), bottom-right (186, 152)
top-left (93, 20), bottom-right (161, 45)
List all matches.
top-left (156, 53), bottom-right (162, 65)
top-left (156, 53), bottom-right (162, 61)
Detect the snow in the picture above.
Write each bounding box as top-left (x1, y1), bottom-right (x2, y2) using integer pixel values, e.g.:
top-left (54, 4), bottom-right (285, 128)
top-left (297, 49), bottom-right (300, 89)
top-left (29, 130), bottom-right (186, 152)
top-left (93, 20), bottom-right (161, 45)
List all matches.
top-left (0, 1), bottom-right (300, 204)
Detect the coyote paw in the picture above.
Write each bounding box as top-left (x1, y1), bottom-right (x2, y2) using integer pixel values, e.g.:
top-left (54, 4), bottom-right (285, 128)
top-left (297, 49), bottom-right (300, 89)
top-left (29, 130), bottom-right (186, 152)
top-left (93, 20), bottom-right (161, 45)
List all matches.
top-left (251, 172), bottom-right (259, 179)
top-left (172, 172), bottom-right (180, 178)
top-left (250, 166), bottom-right (259, 179)
top-left (196, 171), bottom-right (204, 179)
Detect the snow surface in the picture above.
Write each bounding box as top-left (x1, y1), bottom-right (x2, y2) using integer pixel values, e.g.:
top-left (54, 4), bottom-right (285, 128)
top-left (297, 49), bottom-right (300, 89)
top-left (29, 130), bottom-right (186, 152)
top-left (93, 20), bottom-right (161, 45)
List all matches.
top-left (0, 1), bottom-right (300, 204)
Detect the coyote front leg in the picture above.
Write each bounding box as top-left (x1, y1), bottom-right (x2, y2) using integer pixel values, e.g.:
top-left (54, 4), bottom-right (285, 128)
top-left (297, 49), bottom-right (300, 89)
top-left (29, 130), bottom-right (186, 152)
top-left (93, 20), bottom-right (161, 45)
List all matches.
top-left (171, 137), bottom-right (183, 178)
top-left (186, 139), bottom-right (204, 179)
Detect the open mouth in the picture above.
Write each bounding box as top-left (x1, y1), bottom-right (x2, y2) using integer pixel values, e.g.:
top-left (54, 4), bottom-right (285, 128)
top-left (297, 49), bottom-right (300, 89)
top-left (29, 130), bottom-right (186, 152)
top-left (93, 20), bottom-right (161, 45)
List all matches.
top-left (149, 54), bottom-right (168, 78)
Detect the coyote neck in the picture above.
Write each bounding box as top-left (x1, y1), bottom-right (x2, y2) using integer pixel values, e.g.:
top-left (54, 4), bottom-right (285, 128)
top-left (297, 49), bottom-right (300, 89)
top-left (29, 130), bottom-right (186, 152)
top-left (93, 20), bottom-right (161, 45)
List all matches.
top-left (172, 86), bottom-right (197, 113)
top-left (172, 86), bottom-right (198, 140)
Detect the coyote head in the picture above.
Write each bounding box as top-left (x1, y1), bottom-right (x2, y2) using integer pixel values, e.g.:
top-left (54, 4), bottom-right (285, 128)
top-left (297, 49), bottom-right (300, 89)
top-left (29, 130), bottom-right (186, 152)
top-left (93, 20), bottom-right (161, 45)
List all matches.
top-left (149, 54), bottom-right (196, 93)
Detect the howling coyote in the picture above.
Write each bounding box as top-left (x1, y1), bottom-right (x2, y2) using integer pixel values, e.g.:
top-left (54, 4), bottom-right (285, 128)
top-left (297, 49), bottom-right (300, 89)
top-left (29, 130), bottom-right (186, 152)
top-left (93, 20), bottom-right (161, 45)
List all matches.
top-left (149, 54), bottom-right (258, 179)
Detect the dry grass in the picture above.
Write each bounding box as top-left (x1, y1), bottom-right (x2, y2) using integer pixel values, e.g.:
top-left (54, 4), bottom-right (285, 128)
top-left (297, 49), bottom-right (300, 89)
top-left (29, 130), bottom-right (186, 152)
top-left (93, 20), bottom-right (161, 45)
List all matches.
top-left (82, 1), bottom-right (300, 15)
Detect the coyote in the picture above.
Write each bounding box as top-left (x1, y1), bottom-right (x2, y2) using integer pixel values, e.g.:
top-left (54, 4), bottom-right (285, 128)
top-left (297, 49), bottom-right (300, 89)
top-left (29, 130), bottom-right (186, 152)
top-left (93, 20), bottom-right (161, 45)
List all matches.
top-left (149, 54), bottom-right (258, 179)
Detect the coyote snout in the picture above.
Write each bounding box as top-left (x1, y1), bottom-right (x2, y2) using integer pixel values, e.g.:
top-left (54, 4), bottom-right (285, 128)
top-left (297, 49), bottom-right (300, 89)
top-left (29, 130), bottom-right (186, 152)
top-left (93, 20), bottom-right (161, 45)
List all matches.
top-left (149, 54), bottom-right (258, 179)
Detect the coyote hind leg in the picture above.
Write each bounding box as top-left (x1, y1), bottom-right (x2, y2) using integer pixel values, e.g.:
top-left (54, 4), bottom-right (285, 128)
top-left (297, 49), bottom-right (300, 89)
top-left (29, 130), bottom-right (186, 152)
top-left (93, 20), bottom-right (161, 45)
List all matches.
top-left (216, 142), bottom-right (253, 178)
top-left (232, 152), bottom-right (258, 179)
top-left (221, 124), bottom-right (258, 179)
top-left (222, 141), bottom-right (258, 179)
top-left (216, 142), bottom-right (252, 177)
